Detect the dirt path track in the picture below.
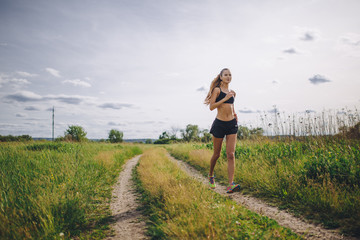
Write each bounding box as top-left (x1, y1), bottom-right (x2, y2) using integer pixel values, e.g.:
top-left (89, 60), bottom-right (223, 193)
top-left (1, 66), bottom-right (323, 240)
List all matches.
top-left (167, 153), bottom-right (355, 240)
top-left (107, 155), bottom-right (148, 240)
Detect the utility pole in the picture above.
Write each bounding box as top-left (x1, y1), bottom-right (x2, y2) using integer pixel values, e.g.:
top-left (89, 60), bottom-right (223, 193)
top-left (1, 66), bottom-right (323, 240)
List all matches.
top-left (52, 106), bottom-right (54, 141)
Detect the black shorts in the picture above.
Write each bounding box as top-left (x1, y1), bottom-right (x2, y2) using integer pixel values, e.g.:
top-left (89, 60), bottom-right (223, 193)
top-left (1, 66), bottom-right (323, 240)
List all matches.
top-left (210, 118), bottom-right (238, 138)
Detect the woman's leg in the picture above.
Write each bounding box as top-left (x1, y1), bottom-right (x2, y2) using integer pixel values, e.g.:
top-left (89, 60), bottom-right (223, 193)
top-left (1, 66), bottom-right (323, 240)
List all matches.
top-left (225, 134), bottom-right (237, 184)
top-left (209, 136), bottom-right (223, 176)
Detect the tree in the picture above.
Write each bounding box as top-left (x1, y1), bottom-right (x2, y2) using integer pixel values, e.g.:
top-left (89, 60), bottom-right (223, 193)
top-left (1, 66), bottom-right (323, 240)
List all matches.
top-left (181, 124), bottom-right (199, 142)
top-left (64, 125), bottom-right (87, 142)
top-left (250, 128), bottom-right (264, 137)
top-left (200, 129), bottom-right (212, 143)
top-left (237, 126), bottom-right (250, 140)
top-left (159, 131), bottom-right (170, 139)
top-left (237, 126), bottom-right (264, 140)
top-left (0, 134), bottom-right (33, 142)
top-left (170, 126), bottom-right (180, 140)
top-left (108, 129), bottom-right (124, 143)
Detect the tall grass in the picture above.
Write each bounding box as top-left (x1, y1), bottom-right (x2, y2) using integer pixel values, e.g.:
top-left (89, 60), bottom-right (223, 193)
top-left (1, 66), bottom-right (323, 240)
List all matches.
top-left (0, 142), bottom-right (142, 239)
top-left (256, 107), bottom-right (360, 136)
top-left (168, 138), bottom-right (360, 237)
top-left (135, 148), bottom-right (301, 239)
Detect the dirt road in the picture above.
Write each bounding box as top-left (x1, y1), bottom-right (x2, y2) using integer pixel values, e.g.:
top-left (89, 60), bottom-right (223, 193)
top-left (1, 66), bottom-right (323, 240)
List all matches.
top-left (107, 155), bottom-right (148, 240)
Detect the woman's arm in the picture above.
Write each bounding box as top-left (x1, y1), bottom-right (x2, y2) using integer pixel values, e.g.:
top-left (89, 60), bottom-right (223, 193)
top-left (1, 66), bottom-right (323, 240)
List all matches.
top-left (232, 90), bottom-right (238, 121)
top-left (233, 107), bottom-right (238, 122)
top-left (209, 88), bottom-right (235, 111)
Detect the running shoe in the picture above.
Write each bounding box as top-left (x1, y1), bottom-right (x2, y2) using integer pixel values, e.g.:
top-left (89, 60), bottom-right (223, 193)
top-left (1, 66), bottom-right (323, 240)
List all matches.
top-left (226, 182), bottom-right (241, 193)
top-left (209, 175), bottom-right (216, 189)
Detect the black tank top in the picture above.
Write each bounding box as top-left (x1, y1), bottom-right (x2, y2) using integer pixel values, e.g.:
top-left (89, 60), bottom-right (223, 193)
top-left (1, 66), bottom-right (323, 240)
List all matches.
top-left (215, 87), bottom-right (234, 104)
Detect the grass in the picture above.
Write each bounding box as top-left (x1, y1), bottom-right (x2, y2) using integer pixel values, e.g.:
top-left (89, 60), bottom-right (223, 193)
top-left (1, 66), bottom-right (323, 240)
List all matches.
top-left (167, 137), bottom-right (360, 237)
top-left (134, 147), bottom-right (301, 239)
top-left (0, 142), bottom-right (142, 239)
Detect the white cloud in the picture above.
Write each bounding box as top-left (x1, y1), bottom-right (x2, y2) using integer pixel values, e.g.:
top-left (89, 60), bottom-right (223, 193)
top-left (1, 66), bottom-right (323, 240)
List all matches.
top-left (0, 74), bottom-right (30, 88)
top-left (10, 78), bottom-right (30, 85)
top-left (45, 67), bottom-right (61, 77)
top-left (63, 79), bottom-right (91, 87)
top-left (4, 91), bottom-right (96, 105)
top-left (108, 121), bottom-right (127, 126)
top-left (238, 108), bottom-right (260, 114)
top-left (4, 91), bottom-right (42, 102)
top-left (45, 94), bottom-right (96, 105)
top-left (341, 33), bottom-right (360, 46)
top-left (0, 74), bottom-right (6, 87)
top-left (16, 71), bottom-right (38, 77)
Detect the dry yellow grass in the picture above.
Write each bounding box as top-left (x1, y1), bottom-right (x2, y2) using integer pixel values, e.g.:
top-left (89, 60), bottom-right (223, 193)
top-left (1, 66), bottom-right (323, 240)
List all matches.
top-left (93, 150), bottom-right (119, 168)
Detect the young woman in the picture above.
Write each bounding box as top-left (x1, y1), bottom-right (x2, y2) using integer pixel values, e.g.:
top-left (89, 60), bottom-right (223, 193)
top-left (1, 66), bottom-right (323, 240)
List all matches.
top-left (204, 68), bottom-right (240, 193)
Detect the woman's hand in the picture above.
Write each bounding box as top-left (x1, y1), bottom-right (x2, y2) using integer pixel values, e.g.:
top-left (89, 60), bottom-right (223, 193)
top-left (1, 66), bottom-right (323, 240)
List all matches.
top-left (225, 90), bottom-right (235, 100)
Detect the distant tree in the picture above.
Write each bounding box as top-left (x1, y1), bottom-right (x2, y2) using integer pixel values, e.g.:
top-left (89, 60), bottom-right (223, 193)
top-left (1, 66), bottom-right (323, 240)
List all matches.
top-left (64, 125), bottom-right (87, 142)
top-left (18, 135), bottom-right (32, 141)
top-left (181, 124), bottom-right (199, 142)
top-left (250, 127), bottom-right (264, 137)
top-left (237, 126), bottom-right (250, 140)
top-left (154, 138), bottom-right (171, 144)
top-left (237, 126), bottom-right (264, 140)
top-left (145, 139), bottom-right (153, 144)
top-left (200, 129), bottom-right (212, 143)
top-left (108, 129), bottom-right (124, 143)
top-left (159, 131), bottom-right (170, 140)
top-left (0, 134), bottom-right (33, 142)
top-left (170, 126), bottom-right (180, 140)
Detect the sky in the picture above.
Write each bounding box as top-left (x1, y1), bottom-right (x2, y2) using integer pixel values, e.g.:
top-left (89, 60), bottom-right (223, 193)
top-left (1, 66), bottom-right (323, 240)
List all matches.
top-left (0, 0), bottom-right (359, 139)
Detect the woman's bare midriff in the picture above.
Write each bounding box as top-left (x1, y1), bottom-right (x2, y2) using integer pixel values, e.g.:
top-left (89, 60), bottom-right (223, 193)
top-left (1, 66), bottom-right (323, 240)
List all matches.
top-left (216, 103), bottom-right (235, 121)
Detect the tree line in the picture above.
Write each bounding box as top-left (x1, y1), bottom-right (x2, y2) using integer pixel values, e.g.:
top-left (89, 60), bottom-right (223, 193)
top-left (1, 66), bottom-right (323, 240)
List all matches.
top-left (55, 125), bottom-right (124, 143)
top-left (153, 124), bottom-right (264, 144)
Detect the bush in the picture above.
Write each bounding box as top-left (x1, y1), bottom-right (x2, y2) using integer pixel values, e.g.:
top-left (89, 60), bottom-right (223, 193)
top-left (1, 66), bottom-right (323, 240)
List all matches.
top-left (154, 139), bottom-right (171, 144)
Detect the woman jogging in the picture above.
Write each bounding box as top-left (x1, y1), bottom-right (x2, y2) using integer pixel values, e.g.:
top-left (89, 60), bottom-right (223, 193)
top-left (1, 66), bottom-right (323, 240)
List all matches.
top-left (204, 68), bottom-right (240, 193)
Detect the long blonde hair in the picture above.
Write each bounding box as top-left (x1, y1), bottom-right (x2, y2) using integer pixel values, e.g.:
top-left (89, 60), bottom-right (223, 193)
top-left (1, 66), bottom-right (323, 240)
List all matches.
top-left (204, 68), bottom-right (229, 105)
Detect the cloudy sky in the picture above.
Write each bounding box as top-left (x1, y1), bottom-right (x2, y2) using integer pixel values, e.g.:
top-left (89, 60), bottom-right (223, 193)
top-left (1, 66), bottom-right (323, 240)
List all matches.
top-left (1, 0), bottom-right (359, 139)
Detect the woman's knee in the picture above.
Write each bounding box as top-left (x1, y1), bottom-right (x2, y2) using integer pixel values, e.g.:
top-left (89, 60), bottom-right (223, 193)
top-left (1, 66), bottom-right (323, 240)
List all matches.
top-left (212, 152), bottom-right (221, 160)
top-left (227, 151), bottom-right (235, 160)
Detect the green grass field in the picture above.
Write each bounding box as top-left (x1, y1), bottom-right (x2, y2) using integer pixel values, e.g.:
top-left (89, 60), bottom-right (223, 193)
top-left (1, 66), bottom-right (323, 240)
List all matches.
top-left (1, 137), bottom-right (359, 239)
top-left (0, 142), bottom-right (142, 239)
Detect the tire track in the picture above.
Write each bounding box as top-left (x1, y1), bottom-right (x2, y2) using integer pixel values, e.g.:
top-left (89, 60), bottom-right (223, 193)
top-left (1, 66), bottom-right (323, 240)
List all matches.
top-left (167, 153), bottom-right (355, 240)
top-left (107, 155), bottom-right (148, 240)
